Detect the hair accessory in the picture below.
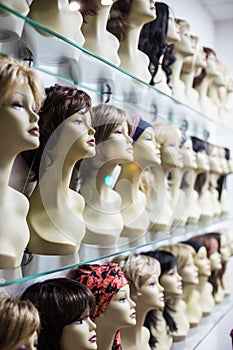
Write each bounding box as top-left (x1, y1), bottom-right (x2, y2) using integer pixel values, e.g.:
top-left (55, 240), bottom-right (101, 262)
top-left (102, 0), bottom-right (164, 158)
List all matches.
top-left (130, 117), bottom-right (152, 142)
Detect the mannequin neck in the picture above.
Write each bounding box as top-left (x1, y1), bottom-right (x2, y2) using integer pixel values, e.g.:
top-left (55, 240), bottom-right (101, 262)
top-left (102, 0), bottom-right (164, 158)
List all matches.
top-left (195, 74), bottom-right (215, 98)
top-left (95, 316), bottom-right (118, 350)
top-left (166, 295), bottom-right (183, 308)
top-left (198, 274), bottom-right (209, 291)
top-left (81, 159), bottom-right (119, 202)
top-left (117, 162), bottom-right (144, 190)
top-left (182, 283), bottom-right (197, 300)
top-left (82, 4), bottom-right (111, 37)
top-left (40, 154), bottom-right (76, 198)
top-left (0, 154), bottom-right (16, 190)
top-left (121, 302), bottom-right (151, 346)
top-left (169, 52), bottom-right (186, 85)
top-left (181, 69), bottom-right (196, 90)
top-left (120, 23), bottom-right (146, 57)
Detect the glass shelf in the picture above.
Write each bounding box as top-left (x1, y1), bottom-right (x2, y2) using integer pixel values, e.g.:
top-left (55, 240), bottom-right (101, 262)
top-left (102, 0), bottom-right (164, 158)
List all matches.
top-left (0, 3), bottom-right (233, 148)
top-left (1, 3), bottom-right (233, 289)
top-left (1, 214), bottom-right (233, 288)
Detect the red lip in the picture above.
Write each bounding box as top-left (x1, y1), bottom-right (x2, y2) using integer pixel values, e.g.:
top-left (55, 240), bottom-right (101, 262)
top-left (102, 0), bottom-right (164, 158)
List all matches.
top-left (130, 311), bottom-right (136, 318)
top-left (88, 138), bottom-right (95, 146)
top-left (28, 127), bottom-right (40, 136)
top-left (89, 334), bottom-right (97, 342)
top-left (127, 147), bottom-right (133, 153)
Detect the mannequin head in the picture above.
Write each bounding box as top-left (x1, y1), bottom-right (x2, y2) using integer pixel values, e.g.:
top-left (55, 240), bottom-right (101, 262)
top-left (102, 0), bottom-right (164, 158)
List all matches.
top-left (153, 122), bottom-right (183, 169)
top-left (22, 84), bottom-right (95, 181)
top-left (195, 40), bottom-right (207, 69)
top-left (194, 47), bottom-right (218, 87)
top-left (191, 234), bottom-right (222, 271)
top-left (158, 243), bottom-right (199, 285)
top-left (113, 253), bottom-right (164, 308)
top-left (0, 296), bottom-right (40, 350)
top-left (67, 263), bottom-right (136, 349)
top-left (180, 136), bottom-right (197, 169)
top-left (141, 249), bottom-right (182, 298)
top-left (173, 19), bottom-right (195, 57)
top-left (21, 278), bottom-right (96, 350)
top-left (130, 115), bottom-right (161, 167)
top-left (107, 0), bottom-right (156, 42)
top-left (79, 104), bottom-right (133, 185)
top-left (0, 54), bottom-right (44, 154)
top-left (207, 143), bottom-right (222, 174)
top-left (183, 240), bottom-right (211, 277)
top-left (181, 35), bottom-right (199, 74)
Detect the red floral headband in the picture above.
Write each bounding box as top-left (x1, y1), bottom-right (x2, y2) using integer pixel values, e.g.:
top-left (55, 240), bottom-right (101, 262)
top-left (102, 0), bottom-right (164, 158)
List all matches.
top-left (71, 263), bottom-right (128, 319)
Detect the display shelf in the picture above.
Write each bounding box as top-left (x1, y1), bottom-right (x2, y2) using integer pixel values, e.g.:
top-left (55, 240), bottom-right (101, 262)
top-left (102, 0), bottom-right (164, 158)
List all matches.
top-left (1, 3), bottom-right (233, 290)
top-left (0, 214), bottom-right (232, 288)
top-left (0, 3), bottom-right (233, 148)
top-left (171, 291), bottom-right (233, 350)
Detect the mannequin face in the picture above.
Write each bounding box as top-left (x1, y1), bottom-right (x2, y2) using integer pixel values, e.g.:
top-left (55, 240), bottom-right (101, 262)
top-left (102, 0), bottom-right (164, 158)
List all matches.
top-left (209, 251), bottom-right (222, 270)
top-left (58, 112), bottom-right (96, 160)
top-left (195, 43), bottom-right (207, 68)
top-left (209, 146), bottom-right (222, 173)
top-left (167, 8), bottom-right (180, 44)
top-left (180, 253), bottom-right (199, 285)
top-left (99, 120), bottom-right (133, 164)
top-left (194, 246), bottom-right (211, 277)
top-left (60, 315), bottom-right (97, 350)
top-left (180, 138), bottom-right (197, 169)
top-left (206, 53), bottom-right (218, 77)
top-left (0, 82), bottom-right (40, 152)
top-left (159, 265), bottom-right (183, 297)
top-left (209, 251), bottom-right (222, 271)
top-left (196, 151), bottom-right (210, 171)
top-left (161, 130), bottom-right (183, 168)
top-left (102, 284), bottom-right (136, 327)
top-left (13, 331), bottom-right (38, 350)
top-left (130, 0), bottom-right (156, 21)
top-left (176, 26), bottom-right (195, 56)
top-left (136, 273), bottom-right (164, 309)
top-left (220, 234), bottom-right (231, 263)
top-left (133, 127), bottom-right (161, 166)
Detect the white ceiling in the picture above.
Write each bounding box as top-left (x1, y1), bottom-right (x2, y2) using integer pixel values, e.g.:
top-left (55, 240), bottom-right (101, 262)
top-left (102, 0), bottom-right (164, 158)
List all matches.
top-left (199, 0), bottom-right (233, 21)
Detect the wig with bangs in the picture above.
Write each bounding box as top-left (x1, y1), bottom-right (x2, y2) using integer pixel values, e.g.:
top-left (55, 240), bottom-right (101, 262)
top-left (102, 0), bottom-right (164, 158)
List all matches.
top-left (21, 278), bottom-right (95, 350)
top-left (0, 296), bottom-right (40, 350)
top-left (0, 53), bottom-right (44, 111)
top-left (22, 83), bottom-right (93, 181)
top-left (112, 253), bottom-right (160, 296)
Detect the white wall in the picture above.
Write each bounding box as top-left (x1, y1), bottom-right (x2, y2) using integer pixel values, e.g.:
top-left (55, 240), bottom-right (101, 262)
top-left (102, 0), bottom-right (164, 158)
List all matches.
top-left (163, 0), bottom-right (216, 47)
top-left (216, 19), bottom-right (233, 77)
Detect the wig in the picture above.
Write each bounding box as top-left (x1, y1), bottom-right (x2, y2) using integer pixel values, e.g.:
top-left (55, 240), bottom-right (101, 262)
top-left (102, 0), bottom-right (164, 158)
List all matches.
top-left (107, 0), bottom-right (132, 42)
top-left (0, 53), bottom-right (44, 111)
top-left (190, 234), bottom-right (220, 296)
top-left (141, 250), bottom-right (178, 347)
top-left (193, 47), bottom-right (217, 88)
top-left (21, 277), bottom-right (95, 350)
top-left (0, 296), bottom-right (40, 350)
top-left (77, 0), bottom-right (100, 22)
top-left (112, 253), bottom-right (161, 296)
top-left (139, 2), bottom-right (169, 85)
top-left (22, 83), bottom-right (93, 181)
top-left (158, 243), bottom-right (195, 276)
